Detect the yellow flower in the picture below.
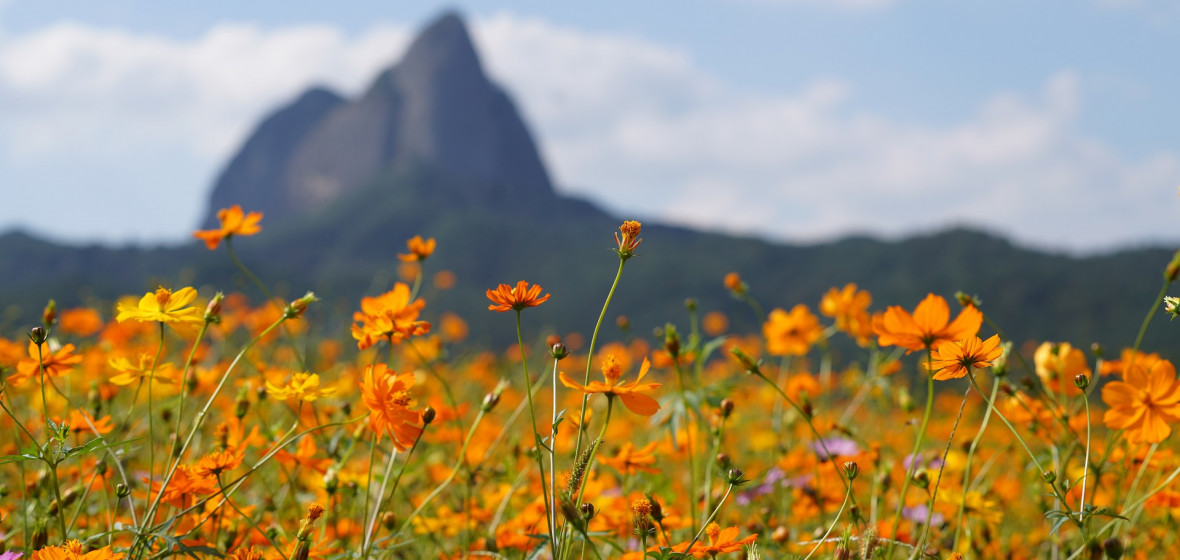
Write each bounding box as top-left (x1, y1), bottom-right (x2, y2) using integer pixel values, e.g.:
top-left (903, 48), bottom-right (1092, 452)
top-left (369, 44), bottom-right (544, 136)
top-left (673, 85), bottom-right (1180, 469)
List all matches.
top-left (116, 286), bottom-right (203, 329)
top-left (266, 372), bottom-right (336, 402)
top-left (192, 205), bottom-right (262, 250)
top-left (108, 354), bottom-right (179, 386)
top-left (397, 235), bottom-right (436, 262)
top-left (1034, 342), bottom-right (1091, 397)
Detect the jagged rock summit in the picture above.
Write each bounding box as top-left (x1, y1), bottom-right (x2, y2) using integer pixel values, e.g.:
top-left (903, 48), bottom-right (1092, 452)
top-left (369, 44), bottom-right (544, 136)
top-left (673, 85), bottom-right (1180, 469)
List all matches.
top-left (202, 12), bottom-right (555, 228)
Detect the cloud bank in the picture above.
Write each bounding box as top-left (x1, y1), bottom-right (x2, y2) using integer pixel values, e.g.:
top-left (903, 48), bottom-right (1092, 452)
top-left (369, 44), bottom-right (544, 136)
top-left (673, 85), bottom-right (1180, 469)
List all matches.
top-left (0, 13), bottom-right (1175, 251)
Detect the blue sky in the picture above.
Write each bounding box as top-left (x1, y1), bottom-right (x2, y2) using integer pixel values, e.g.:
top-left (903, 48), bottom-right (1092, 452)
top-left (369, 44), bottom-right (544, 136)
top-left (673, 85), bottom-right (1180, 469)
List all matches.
top-left (2, 0), bottom-right (1177, 252)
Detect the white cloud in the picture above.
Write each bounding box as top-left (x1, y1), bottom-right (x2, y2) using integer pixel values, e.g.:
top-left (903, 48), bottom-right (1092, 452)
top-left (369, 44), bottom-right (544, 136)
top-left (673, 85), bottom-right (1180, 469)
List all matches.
top-left (0, 12), bottom-right (1176, 252)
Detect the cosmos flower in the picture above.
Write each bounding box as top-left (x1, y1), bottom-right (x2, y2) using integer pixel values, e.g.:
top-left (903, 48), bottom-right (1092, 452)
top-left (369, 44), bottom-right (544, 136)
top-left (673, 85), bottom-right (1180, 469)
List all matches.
top-left (192, 205), bottom-right (263, 250)
top-left (872, 293), bottom-right (982, 352)
top-left (486, 281), bottom-right (551, 312)
top-left (559, 356), bottom-right (661, 416)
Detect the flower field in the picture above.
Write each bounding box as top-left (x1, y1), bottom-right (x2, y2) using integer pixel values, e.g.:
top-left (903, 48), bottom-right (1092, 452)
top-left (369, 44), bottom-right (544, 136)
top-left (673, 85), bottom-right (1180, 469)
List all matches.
top-left (3, 208), bottom-right (1180, 560)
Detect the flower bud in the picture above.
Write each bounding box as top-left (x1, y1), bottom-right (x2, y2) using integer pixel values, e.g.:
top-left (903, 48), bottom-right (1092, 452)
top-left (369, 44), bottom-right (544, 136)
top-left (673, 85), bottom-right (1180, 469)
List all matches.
top-left (1042, 470), bottom-right (1057, 484)
top-left (1090, 342), bottom-right (1104, 358)
top-left (954, 291), bottom-right (981, 308)
top-left (28, 326), bottom-right (48, 345)
top-left (580, 502), bottom-right (597, 520)
top-left (843, 461), bottom-right (859, 481)
top-left (684, 298), bottom-right (697, 312)
top-left (116, 483), bottom-right (130, 498)
top-left (1102, 538), bottom-right (1124, 559)
top-left (382, 512), bottom-right (396, 530)
top-left (42, 300), bottom-right (57, 328)
top-left (1074, 374), bottom-right (1089, 390)
top-left (482, 392), bottom-right (501, 412)
top-left (1165, 250), bottom-right (1180, 281)
top-left (205, 292), bottom-right (225, 324)
top-left (664, 323), bottom-right (680, 358)
top-left (729, 347), bottom-right (761, 375)
top-left (422, 406), bottom-right (437, 426)
top-left (912, 470), bottom-right (929, 489)
top-left (284, 292), bottom-right (318, 319)
top-left (549, 343), bottom-right (569, 361)
top-left (719, 399), bottom-right (735, 418)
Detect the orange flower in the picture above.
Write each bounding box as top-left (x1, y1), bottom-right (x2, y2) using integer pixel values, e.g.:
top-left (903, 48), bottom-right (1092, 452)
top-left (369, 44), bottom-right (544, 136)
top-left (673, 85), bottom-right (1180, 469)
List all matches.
top-left (1102, 359), bottom-right (1180, 444)
top-left (820, 283), bottom-right (874, 345)
top-left (350, 283), bottom-right (431, 350)
top-left (614, 220), bottom-right (643, 259)
top-left (33, 540), bottom-right (124, 560)
top-left (486, 281), bottom-right (551, 312)
top-left (599, 441), bottom-right (660, 475)
top-left (11, 341), bottom-right (83, 386)
top-left (58, 308), bottom-right (104, 337)
top-left (397, 235), bottom-right (436, 262)
top-left (927, 335), bottom-right (1003, 380)
top-left (1035, 342), bottom-right (1092, 396)
top-left (872, 293), bottom-right (982, 352)
top-left (194, 448), bottom-right (244, 478)
top-left (360, 363), bottom-right (423, 451)
top-left (672, 523), bottom-right (756, 557)
top-left (559, 356), bottom-right (661, 415)
top-left (723, 272), bottom-right (747, 296)
top-left (763, 304), bottom-right (823, 356)
top-left (192, 205), bottom-right (263, 250)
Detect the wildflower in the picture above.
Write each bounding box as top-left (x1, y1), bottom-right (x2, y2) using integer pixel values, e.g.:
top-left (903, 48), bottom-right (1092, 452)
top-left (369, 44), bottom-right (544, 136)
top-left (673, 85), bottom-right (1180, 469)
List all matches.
top-left (872, 293), bottom-right (982, 352)
top-left (107, 354), bottom-right (178, 386)
top-left (351, 283), bottom-right (431, 350)
top-left (724, 272), bottom-right (747, 296)
top-left (115, 286), bottom-right (203, 330)
top-left (820, 283), bottom-right (874, 345)
top-left (614, 220), bottom-right (643, 259)
top-left (486, 280), bottom-right (551, 312)
top-left (274, 434), bottom-right (333, 473)
top-left (192, 205), bottom-right (262, 250)
top-left (266, 372), bottom-right (336, 402)
top-left (1035, 342), bottom-right (1092, 396)
top-left (397, 235), bottom-right (436, 262)
top-left (600, 441), bottom-right (660, 475)
top-left (763, 304), bottom-right (824, 356)
top-left (559, 357), bottom-right (661, 415)
top-left (11, 341), bottom-right (83, 386)
top-left (1165, 296), bottom-right (1180, 320)
top-left (927, 335), bottom-right (1003, 380)
top-left (58, 308), bottom-right (103, 337)
top-left (360, 363), bottom-right (423, 451)
top-left (1102, 359), bottom-right (1180, 444)
top-left (32, 540), bottom-right (123, 560)
top-left (194, 448), bottom-right (244, 478)
top-left (224, 548), bottom-right (263, 560)
top-left (673, 523), bottom-right (757, 557)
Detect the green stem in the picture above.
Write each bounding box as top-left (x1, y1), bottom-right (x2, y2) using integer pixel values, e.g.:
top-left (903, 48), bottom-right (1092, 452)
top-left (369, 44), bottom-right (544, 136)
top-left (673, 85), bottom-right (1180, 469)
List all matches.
top-left (680, 483), bottom-right (734, 554)
top-left (1131, 278), bottom-right (1171, 361)
top-left (572, 259), bottom-right (626, 461)
top-left (514, 309), bottom-right (556, 554)
top-left (672, 359), bottom-right (698, 529)
top-left (395, 407), bottom-right (487, 536)
top-left (888, 352), bottom-right (934, 553)
top-left (910, 381), bottom-right (971, 560)
top-left (225, 236), bottom-right (306, 370)
top-left (952, 373), bottom-right (999, 550)
top-left (216, 474), bottom-right (285, 558)
top-left (145, 322), bottom-right (165, 521)
top-left (804, 486), bottom-right (852, 560)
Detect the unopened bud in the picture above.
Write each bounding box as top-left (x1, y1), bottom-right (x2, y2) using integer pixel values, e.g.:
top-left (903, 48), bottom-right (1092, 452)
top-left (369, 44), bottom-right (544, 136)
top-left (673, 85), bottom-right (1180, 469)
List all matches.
top-left (284, 292), bottom-right (318, 319)
top-left (954, 291), bottom-right (981, 308)
top-left (1090, 342), bottom-right (1104, 358)
top-left (843, 461), bottom-right (860, 481)
top-left (28, 326), bottom-right (48, 345)
top-left (421, 406), bottom-right (437, 426)
top-left (116, 483), bottom-right (130, 498)
top-left (729, 347), bottom-right (761, 375)
top-left (1166, 250), bottom-right (1180, 281)
top-left (1042, 470), bottom-right (1057, 484)
top-left (719, 399), bottom-right (735, 418)
top-left (912, 470), bottom-right (929, 489)
top-left (482, 392), bottom-right (501, 412)
top-left (382, 512), bottom-right (396, 530)
top-left (1074, 374), bottom-right (1089, 390)
top-left (664, 324), bottom-right (680, 358)
top-left (549, 343), bottom-right (569, 361)
top-left (684, 298), bottom-right (697, 312)
top-left (42, 300), bottom-right (57, 328)
top-left (580, 502), bottom-right (597, 520)
top-left (205, 292), bottom-right (225, 323)
top-left (1103, 538), bottom-right (1124, 559)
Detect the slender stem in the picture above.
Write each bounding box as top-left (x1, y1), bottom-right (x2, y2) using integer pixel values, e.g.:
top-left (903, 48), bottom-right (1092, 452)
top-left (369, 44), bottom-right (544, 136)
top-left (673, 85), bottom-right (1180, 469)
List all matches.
top-left (952, 373), bottom-right (999, 550)
top-left (360, 431), bottom-right (381, 556)
top-left (909, 381), bottom-right (971, 560)
top-left (395, 407), bottom-right (487, 536)
top-left (804, 487), bottom-right (852, 560)
top-left (225, 236), bottom-right (306, 370)
top-left (889, 350), bottom-right (933, 550)
top-left (1079, 390), bottom-right (1092, 522)
top-left (514, 310), bottom-right (556, 554)
top-left (216, 474), bottom-right (285, 557)
top-left (134, 314), bottom-right (288, 556)
top-left (680, 483), bottom-right (734, 554)
top-left (1131, 279), bottom-right (1171, 361)
top-left (672, 359), bottom-right (698, 528)
top-left (167, 321), bottom-right (210, 475)
top-left (34, 342), bottom-right (69, 541)
top-left (572, 259), bottom-right (626, 460)
top-left (145, 322), bottom-right (165, 521)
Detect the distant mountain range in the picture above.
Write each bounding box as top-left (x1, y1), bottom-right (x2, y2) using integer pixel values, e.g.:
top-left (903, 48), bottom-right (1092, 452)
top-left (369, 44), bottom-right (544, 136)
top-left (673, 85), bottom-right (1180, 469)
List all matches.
top-left (2, 12), bottom-right (1175, 359)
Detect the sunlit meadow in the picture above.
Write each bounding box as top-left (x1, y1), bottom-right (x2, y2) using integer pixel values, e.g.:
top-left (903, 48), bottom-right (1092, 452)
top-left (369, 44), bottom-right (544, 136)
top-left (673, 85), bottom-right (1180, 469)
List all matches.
top-left (3, 206), bottom-right (1180, 560)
